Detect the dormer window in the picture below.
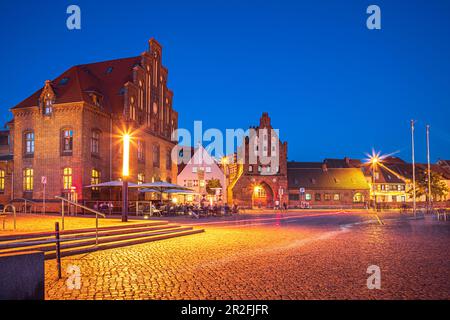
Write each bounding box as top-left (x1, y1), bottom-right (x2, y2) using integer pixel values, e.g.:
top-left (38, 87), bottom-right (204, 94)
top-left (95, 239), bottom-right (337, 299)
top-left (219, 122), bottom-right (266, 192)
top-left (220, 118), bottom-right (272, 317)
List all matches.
top-left (40, 80), bottom-right (56, 116)
top-left (89, 93), bottom-right (102, 108)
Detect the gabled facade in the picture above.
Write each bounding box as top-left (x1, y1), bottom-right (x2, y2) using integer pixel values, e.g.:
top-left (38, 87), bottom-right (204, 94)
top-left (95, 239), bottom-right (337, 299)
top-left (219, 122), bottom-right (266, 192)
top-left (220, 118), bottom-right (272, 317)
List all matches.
top-left (6, 38), bottom-right (178, 211)
top-left (228, 113), bottom-right (288, 208)
top-left (177, 145), bottom-right (226, 202)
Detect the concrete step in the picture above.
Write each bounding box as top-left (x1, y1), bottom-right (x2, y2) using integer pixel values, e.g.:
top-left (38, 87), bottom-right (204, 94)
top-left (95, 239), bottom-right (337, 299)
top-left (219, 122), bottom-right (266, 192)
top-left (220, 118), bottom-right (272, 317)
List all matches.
top-left (0, 220), bottom-right (205, 260)
top-left (0, 221), bottom-right (170, 241)
top-left (44, 229), bottom-right (205, 259)
top-left (0, 224), bottom-right (181, 250)
top-left (0, 225), bottom-right (191, 254)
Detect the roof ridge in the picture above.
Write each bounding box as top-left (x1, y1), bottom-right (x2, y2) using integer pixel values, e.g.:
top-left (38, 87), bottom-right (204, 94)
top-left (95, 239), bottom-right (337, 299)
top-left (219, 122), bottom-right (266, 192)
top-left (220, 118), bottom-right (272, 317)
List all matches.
top-left (75, 55), bottom-right (140, 68)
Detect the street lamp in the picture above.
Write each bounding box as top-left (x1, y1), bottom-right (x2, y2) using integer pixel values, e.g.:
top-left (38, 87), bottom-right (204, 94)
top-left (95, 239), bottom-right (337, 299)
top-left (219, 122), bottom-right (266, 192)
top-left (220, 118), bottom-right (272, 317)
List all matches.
top-left (122, 133), bottom-right (130, 222)
top-left (370, 155), bottom-right (379, 211)
top-left (221, 156), bottom-right (228, 204)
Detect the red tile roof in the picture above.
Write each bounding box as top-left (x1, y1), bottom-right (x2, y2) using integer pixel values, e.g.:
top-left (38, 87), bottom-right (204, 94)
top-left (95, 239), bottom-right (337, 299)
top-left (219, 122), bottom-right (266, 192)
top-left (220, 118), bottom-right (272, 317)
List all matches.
top-left (12, 56), bottom-right (141, 114)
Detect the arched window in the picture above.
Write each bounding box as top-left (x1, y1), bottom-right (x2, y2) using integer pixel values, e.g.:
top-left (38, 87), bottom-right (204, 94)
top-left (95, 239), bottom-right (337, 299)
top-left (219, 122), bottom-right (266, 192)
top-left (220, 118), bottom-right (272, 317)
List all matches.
top-left (24, 131), bottom-right (35, 155)
top-left (23, 168), bottom-right (33, 191)
top-left (63, 168), bottom-right (72, 190)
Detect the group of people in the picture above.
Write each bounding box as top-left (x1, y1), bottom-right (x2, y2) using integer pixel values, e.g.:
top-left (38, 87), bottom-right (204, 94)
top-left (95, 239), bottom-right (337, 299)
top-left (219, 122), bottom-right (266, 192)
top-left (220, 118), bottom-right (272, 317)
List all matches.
top-left (149, 202), bottom-right (240, 218)
top-left (92, 201), bottom-right (241, 218)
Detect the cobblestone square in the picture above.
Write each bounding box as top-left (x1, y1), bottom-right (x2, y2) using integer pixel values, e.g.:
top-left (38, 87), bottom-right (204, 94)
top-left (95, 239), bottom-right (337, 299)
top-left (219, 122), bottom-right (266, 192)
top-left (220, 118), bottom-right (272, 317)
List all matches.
top-left (43, 212), bottom-right (450, 300)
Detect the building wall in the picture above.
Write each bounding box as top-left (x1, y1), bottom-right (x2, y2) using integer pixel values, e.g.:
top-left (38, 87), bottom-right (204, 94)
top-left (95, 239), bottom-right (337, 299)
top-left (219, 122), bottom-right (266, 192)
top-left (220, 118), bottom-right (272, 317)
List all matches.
top-left (10, 104), bottom-right (176, 207)
top-left (288, 188), bottom-right (370, 208)
top-left (12, 104), bottom-right (85, 202)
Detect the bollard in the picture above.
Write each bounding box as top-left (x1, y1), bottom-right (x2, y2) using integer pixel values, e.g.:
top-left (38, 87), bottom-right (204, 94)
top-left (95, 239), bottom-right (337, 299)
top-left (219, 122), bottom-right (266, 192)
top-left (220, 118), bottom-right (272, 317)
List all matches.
top-left (55, 222), bottom-right (62, 279)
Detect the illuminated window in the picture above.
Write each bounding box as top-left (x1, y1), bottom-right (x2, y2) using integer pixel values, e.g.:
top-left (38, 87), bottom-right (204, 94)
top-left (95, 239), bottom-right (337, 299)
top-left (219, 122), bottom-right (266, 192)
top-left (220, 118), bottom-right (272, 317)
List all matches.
top-left (24, 131), bottom-right (34, 155)
top-left (61, 129), bottom-right (73, 154)
top-left (255, 187), bottom-right (266, 198)
top-left (91, 130), bottom-right (100, 155)
top-left (333, 193), bottom-right (340, 201)
top-left (192, 167), bottom-right (197, 173)
top-left (324, 193), bottom-right (331, 201)
top-left (137, 173), bottom-right (145, 185)
top-left (23, 168), bottom-right (33, 191)
top-left (199, 180), bottom-right (205, 187)
top-left (0, 170), bottom-right (5, 191)
top-left (305, 193), bottom-right (312, 201)
top-left (353, 192), bottom-right (364, 203)
top-left (248, 165), bottom-right (253, 172)
top-left (91, 169), bottom-right (100, 191)
top-left (205, 167), bottom-right (211, 173)
top-left (63, 168), bottom-right (72, 190)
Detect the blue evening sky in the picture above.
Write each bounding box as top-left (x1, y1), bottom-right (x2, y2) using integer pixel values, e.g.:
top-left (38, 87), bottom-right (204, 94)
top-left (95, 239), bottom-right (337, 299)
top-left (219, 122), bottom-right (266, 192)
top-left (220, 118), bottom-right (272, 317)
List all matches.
top-left (0, 0), bottom-right (449, 163)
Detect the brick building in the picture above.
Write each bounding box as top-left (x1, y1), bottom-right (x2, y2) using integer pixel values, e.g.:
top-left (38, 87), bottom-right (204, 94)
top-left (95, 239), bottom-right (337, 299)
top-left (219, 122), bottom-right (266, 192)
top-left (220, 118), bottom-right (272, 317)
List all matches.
top-left (228, 113), bottom-right (288, 208)
top-left (4, 38), bottom-right (178, 211)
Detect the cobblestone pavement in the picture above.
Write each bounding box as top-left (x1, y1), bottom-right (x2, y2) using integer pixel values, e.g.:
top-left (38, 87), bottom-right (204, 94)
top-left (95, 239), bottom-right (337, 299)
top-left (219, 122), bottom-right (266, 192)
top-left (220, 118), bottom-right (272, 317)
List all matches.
top-left (44, 213), bottom-right (450, 300)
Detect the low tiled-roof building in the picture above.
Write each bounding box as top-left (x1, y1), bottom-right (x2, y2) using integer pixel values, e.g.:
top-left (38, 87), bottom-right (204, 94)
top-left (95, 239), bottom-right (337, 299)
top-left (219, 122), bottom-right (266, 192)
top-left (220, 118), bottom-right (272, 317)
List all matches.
top-left (287, 161), bottom-right (370, 208)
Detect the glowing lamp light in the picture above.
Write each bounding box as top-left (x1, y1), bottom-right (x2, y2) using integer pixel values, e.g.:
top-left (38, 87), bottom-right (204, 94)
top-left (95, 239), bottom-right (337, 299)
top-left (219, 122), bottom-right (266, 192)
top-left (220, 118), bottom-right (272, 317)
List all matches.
top-left (172, 197), bottom-right (178, 204)
top-left (122, 133), bottom-right (130, 177)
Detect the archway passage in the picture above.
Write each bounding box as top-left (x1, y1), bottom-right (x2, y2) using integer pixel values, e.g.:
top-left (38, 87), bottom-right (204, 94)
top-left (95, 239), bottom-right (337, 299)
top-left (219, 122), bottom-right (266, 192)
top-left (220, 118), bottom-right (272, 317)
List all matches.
top-left (253, 181), bottom-right (274, 208)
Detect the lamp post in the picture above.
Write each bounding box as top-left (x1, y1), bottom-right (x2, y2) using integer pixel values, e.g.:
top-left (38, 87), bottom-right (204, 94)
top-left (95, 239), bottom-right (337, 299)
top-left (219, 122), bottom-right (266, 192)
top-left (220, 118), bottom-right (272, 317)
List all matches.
top-left (370, 155), bottom-right (379, 212)
top-left (411, 120), bottom-right (417, 217)
top-left (426, 124), bottom-right (432, 212)
top-left (221, 156), bottom-right (228, 205)
top-left (122, 133), bottom-right (130, 222)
